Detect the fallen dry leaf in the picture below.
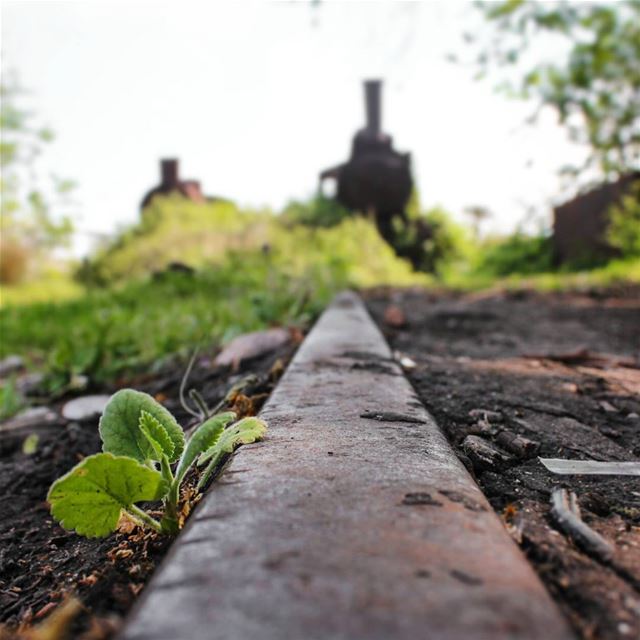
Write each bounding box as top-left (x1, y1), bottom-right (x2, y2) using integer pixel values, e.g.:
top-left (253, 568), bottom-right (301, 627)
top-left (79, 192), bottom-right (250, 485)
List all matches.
top-left (21, 596), bottom-right (83, 640)
top-left (383, 305), bottom-right (407, 328)
top-left (214, 328), bottom-right (290, 368)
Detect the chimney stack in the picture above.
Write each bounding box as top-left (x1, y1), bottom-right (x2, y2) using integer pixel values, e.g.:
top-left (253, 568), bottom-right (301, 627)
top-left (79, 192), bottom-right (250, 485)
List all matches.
top-left (364, 80), bottom-right (382, 135)
top-left (161, 159), bottom-right (179, 188)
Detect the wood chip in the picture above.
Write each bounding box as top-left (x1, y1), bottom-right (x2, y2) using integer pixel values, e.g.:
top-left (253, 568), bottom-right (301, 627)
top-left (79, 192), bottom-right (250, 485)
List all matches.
top-left (462, 435), bottom-right (513, 472)
top-left (550, 488), bottom-right (614, 563)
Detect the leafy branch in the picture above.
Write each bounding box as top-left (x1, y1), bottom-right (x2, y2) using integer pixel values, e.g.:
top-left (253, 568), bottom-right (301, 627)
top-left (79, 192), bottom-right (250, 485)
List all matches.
top-left (466, 0), bottom-right (640, 178)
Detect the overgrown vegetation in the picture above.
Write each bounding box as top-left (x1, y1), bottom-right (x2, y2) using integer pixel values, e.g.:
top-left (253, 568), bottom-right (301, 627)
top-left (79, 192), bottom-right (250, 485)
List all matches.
top-left (74, 196), bottom-right (425, 288)
top-left (0, 196), bottom-right (430, 395)
top-left (1, 187), bottom-right (638, 400)
top-left (607, 180), bottom-right (640, 257)
top-left (281, 194), bottom-right (351, 228)
top-left (474, 233), bottom-right (554, 277)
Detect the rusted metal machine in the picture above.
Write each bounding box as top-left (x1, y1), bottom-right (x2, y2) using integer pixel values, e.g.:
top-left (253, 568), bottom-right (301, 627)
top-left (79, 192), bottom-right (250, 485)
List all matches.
top-left (320, 81), bottom-right (428, 266)
top-left (140, 159), bottom-right (206, 210)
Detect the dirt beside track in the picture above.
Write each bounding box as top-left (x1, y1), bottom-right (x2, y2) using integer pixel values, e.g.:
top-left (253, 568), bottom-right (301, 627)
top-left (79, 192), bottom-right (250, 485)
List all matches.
top-left (0, 344), bottom-right (294, 638)
top-left (366, 285), bottom-right (640, 640)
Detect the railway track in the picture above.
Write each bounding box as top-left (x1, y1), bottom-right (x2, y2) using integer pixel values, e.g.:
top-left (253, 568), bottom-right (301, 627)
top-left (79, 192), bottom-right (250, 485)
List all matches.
top-left (119, 291), bottom-right (573, 640)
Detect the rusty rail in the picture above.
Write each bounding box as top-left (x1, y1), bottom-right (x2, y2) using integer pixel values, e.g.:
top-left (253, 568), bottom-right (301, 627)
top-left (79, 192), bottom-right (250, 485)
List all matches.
top-left (119, 291), bottom-right (572, 640)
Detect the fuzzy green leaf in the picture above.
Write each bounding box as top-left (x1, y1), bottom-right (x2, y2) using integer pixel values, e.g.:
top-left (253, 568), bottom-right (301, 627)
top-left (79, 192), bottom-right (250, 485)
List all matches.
top-left (196, 417), bottom-right (267, 489)
top-left (198, 416), bottom-right (267, 465)
top-left (139, 410), bottom-right (175, 462)
top-left (99, 389), bottom-right (184, 463)
top-left (47, 453), bottom-right (168, 538)
top-left (175, 411), bottom-right (236, 484)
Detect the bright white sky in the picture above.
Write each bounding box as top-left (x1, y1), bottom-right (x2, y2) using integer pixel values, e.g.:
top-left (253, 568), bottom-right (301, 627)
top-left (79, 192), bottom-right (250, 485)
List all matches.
top-left (2, 0), bottom-right (588, 255)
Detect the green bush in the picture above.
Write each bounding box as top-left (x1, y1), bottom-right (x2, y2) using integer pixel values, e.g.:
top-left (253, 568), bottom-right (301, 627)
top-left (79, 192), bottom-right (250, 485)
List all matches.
top-left (475, 233), bottom-right (554, 277)
top-left (75, 196), bottom-right (425, 289)
top-left (607, 180), bottom-right (640, 258)
top-left (3, 196), bottom-right (427, 386)
top-left (417, 207), bottom-right (473, 274)
top-left (281, 195), bottom-right (350, 228)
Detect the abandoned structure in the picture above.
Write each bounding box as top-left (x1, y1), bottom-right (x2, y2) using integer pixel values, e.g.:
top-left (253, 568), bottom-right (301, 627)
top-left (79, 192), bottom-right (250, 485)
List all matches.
top-left (140, 159), bottom-right (207, 210)
top-left (553, 172), bottom-right (639, 263)
top-left (319, 81), bottom-right (418, 252)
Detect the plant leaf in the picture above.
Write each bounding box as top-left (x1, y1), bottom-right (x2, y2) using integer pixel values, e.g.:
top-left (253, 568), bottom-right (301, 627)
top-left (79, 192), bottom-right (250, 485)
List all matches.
top-left (139, 410), bottom-right (175, 461)
top-left (175, 411), bottom-right (236, 484)
top-left (196, 417), bottom-right (267, 490)
top-left (99, 389), bottom-right (184, 463)
top-left (198, 417), bottom-right (267, 465)
top-left (47, 453), bottom-right (168, 538)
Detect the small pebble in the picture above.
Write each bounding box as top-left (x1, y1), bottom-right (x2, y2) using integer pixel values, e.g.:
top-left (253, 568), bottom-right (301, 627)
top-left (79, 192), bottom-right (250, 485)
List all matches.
top-left (62, 395), bottom-right (111, 421)
top-left (0, 355), bottom-right (24, 377)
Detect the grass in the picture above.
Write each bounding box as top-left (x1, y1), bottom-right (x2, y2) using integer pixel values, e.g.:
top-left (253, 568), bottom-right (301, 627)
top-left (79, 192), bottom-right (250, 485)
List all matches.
top-left (0, 256), bottom-right (333, 393)
top-left (2, 195), bottom-right (637, 401)
top-left (1, 267), bottom-right (85, 306)
top-left (0, 201), bottom-right (427, 394)
top-left (441, 256), bottom-right (640, 292)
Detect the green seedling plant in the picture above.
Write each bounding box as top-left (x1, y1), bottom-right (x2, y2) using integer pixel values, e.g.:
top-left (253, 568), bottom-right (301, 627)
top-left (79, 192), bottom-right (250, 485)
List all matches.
top-left (47, 389), bottom-right (266, 537)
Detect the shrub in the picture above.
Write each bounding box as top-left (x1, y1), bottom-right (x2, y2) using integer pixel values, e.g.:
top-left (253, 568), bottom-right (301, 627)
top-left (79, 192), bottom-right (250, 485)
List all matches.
top-left (0, 237), bottom-right (29, 284)
top-left (418, 207), bottom-right (473, 274)
top-left (475, 233), bottom-right (555, 277)
top-left (607, 180), bottom-right (640, 258)
top-left (281, 194), bottom-right (350, 228)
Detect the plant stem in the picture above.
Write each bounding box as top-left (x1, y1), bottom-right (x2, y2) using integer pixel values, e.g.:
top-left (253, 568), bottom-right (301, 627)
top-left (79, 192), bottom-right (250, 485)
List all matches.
top-left (179, 347), bottom-right (201, 419)
top-left (197, 451), bottom-right (225, 491)
top-left (189, 389), bottom-right (210, 420)
top-left (160, 455), bottom-right (174, 486)
top-left (127, 505), bottom-right (163, 533)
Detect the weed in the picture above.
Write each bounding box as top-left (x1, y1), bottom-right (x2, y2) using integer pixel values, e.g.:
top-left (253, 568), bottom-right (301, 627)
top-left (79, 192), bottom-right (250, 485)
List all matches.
top-left (47, 389), bottom-right (266, 537)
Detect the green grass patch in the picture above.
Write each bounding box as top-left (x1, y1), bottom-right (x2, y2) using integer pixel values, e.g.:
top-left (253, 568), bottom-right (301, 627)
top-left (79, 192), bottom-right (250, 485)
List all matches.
top-left (0, 257), bottom-right (329, 392)
top-left (2, 195), bottom-right (637, 396)
top-left (441, 256), bottom-right (640, 292)
top-left (1, 267), bottom-right (84, 306)
top-left (1, 201), bottom-right (427, 390)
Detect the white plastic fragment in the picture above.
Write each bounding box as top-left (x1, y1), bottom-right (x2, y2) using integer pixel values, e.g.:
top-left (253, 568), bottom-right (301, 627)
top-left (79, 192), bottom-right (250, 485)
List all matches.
top-left (540, 458), bottom-right (640, 476)
top-left (393, 350), bottom-right (417, 370)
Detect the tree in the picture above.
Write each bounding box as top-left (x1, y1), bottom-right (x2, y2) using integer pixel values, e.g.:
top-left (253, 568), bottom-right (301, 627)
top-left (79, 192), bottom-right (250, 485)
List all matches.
top-left (607, 180), bottom-right (640, 256)
top-left (469, 0), bottom-right (640, 179)
top-left (1, 75), bottom-right (75, 283)
top-left (464, 205), bottom-right (492, 239)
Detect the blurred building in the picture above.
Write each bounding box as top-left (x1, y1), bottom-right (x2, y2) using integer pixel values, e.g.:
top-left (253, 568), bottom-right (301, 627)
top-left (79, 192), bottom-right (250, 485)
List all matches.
top-left (552, 172), bottom-right (639, 263)
top-left (140, 159), bottom-right (207, 209)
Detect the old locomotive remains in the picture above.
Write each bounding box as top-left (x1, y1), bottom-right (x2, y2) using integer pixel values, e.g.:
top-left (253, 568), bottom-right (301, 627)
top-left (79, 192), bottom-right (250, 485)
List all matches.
top-left (320, 81), bottom-right (434, 270)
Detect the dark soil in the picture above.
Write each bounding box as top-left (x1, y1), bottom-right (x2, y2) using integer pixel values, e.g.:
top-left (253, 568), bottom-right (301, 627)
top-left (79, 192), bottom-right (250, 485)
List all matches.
top-left (0, 342), bottom-right (295, 639)
top-left (366, 285), bottom-right (640, 640)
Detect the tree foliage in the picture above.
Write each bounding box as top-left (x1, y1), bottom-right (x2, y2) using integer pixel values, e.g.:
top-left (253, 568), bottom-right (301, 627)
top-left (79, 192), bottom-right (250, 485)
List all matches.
top-left (470, 0), bottom-right (640, 178)
top-left (607, 180), bottom-right (640, 256)
top-left (1, 76), bottom-right (75, 283)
